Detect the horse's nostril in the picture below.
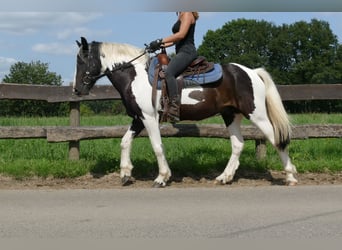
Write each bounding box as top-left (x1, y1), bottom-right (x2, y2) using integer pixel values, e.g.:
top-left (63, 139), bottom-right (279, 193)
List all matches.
top-left (73, 88), bottom-right (80, 96)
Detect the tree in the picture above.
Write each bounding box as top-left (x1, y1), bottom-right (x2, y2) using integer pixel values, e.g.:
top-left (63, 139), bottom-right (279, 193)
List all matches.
top-left (270, 19), bottom-right (342, 112)
top-left (277, 19), bottom-right (340, 84)
top-left (198, 19), bottom-right (276, 68)
top-left (0, 61), bottom-right (68, 116)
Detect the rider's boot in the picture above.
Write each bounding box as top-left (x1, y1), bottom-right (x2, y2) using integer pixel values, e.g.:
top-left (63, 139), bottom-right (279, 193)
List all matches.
top-left (168, 95), bottom-right (180, 123)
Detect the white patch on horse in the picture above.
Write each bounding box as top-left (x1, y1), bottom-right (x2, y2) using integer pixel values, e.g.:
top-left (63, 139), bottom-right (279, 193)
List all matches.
top-left (181, 88), bottom-right (204, 105)
top-left (131, 64), bottom-right (155, 116)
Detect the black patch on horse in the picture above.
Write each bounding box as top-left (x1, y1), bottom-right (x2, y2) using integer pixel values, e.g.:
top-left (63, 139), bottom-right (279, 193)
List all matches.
top-left (105, 62), bottom-right (143, 119)
top-left (227, 64), bottom-right (255, 119)
top-left (87, 41), bottom-right (102, 76)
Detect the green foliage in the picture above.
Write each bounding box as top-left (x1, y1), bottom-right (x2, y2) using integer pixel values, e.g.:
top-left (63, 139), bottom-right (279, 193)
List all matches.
top-left (273, 19), bottom-right (340, 84)
top-left (82, 100), bottom-right (126, 115)
top-left (3, 61), bottom-right (62, 85)
top-left (198, 19), bottom-right (276, 68)
top-left (0, 60), bottom-right (68, 116)
top-left (0, 114), bottom-right (341, 179)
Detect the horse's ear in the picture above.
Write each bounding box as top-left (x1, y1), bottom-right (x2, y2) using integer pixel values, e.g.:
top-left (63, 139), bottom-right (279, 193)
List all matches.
top-left (76, 40), bottom-right (81, 47)
top-left (80, 37), bottom-right (88, 51)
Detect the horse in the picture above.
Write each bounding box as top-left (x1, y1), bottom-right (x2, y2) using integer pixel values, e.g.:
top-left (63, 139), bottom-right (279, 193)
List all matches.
top-left (73, 37), bottom-right (298, 187)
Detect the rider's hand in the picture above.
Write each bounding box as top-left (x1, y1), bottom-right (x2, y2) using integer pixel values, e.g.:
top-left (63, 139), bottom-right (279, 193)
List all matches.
top-left (147, 39), bottom-right (163, 53)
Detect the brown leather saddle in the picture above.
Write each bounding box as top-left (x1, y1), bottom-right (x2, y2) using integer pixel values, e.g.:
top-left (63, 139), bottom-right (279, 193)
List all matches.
top-left (157, 55), bottom-right (214, 79)
top-left (181, 56), bottom-right (215, 77)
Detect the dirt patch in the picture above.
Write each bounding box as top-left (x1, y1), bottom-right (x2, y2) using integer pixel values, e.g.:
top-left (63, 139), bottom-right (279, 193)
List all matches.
top-left (0, 171), bottom-right (341, 189)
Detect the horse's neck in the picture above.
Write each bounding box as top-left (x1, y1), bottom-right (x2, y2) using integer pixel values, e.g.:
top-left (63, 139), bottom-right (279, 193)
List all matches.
top-left (100, 43), bottom-right (147, 71)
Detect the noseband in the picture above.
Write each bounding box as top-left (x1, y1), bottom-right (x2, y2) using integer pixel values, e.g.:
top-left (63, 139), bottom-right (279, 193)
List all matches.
top-left (82, 71), bottom-right (105, 86)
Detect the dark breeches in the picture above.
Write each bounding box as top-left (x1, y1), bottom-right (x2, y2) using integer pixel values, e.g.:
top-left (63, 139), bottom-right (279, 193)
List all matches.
top-left (165, 51), bottom-right (196, 97)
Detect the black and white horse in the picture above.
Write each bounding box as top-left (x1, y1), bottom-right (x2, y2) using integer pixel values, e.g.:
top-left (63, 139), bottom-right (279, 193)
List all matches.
top-left (73, 37), bottom-right (298, 187)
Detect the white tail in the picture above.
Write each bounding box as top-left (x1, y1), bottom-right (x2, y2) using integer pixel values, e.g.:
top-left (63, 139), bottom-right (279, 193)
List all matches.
top-left (254, 68), bottom-right (292, 149)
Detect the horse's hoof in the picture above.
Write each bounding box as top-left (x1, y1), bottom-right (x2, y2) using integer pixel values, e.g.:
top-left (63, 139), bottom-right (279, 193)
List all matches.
top-left (214, 180), bottom-right (223, 185)
top-left (287, 181), bottom-right (298, 186)
top-left (121, 176), bottom-right (134, 186)
top-left (152, 182), bottom-right (165, 188)
top-left (214, 178), bottom-right (233, 185)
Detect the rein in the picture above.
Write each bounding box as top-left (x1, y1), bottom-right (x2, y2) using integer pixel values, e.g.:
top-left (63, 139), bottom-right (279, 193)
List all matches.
top-left (112, 50), bottom-right (148, 71)
top-left (102, 50), bottom-right (147, 80)
top-left (84, 49), bottom-right (148, 84)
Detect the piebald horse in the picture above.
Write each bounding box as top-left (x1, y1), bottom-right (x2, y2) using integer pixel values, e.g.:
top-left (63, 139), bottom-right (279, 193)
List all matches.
top-left (73, 37), bottom-right (298, 187)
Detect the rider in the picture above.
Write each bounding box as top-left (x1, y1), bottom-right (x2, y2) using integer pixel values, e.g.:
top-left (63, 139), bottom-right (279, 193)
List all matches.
top-left (148, 12), bottom-right (199, 122)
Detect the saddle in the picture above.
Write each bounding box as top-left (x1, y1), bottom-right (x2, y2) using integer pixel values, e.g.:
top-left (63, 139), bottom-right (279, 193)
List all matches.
top-left (157, 54), bottom-right (214, 79)
top-left (182, 56), bottom-right (215, 77)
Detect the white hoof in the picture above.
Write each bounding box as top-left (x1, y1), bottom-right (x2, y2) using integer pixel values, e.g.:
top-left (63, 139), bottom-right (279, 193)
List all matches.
top-left (215, 173), bottom-right (233, 185)
top-left (153, 177), bottom-right (167, 187)
top-left (153, 171), bottom-right (171, 187)
top-left (286, 173), bottom-right (298, 186)
top-left (120, 166), bottom-right (133, 179)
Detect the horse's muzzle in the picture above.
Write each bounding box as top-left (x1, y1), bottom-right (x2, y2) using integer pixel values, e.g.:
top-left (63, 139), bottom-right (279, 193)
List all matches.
top-left (73, 86), bottom-right (89, 96)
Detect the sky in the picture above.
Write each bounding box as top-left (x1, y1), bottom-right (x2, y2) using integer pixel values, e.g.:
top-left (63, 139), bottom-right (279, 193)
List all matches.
top-left (1, 6), bottom-right (342, 85)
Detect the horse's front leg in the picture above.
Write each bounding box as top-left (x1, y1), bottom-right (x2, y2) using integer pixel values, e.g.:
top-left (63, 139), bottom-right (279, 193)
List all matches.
top-left (142, 116), bottom-right (171, 187)
top-left (120, 119), bottom-right (145, 185)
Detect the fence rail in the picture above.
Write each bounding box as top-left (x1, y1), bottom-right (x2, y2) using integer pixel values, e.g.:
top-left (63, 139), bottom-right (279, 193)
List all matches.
top-left (1, 83), bottom-right (342, 160)
top-left (1, 124), bottom-right (341, 141)
top-left (1, 83), bottom-right (342, 102)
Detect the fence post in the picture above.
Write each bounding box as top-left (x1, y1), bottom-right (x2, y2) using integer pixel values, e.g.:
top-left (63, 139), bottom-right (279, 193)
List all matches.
top-left (255, 139), bottom-right (267, 160)
top-left (69, 101), bottom-right (80, 160)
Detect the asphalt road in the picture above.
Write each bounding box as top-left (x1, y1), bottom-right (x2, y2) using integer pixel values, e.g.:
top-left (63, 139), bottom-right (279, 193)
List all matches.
top-left (0, 185), bottom-right (341, 238)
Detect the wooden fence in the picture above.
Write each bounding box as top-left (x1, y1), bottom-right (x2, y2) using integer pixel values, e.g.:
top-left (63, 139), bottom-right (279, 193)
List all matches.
top-left (1, 83), bottom-right (342, 160)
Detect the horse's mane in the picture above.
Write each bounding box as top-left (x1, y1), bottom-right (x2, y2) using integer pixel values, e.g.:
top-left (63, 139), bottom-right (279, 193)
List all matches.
top-left (99, 42), bottom-right (148, 66)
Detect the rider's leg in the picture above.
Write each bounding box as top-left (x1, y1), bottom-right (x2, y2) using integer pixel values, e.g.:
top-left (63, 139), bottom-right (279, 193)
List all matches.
top-left (165, 51), bottom-right (196, 122)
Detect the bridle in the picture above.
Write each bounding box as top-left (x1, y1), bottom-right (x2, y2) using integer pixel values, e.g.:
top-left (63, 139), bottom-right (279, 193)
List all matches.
top-left (81, 47), bottom-right (149, 86)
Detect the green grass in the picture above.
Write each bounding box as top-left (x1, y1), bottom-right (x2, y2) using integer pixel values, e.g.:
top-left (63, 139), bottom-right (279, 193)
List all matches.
top-left (0, 113), bottom-right (341, 179)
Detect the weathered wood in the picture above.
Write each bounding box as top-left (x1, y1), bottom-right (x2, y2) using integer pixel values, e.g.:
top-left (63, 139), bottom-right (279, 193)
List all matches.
top-left (0, 83), bottom-right (121, 102)
top-left (2, 124), bottom-right (341, 141)
top-left (277, 84), bottom-right (342, 100)
top-left (69, 102), bottom-right (80, 127)
top-left (0, 126), bottom-right (48, 139)
top-left (255, 139), bottom-right (267, 160)
top-left (69, 102), bottom-right (80, 160)
top-left (69, 141), bottom-right (80, 161)
top-left (46, 126), bottom-right (131, 142)
top-left (1, 83), bottom-right (342, 102)
top-left (291, 124), bottom-right (342, 138)
top-left (43, 124), bottom-right (342, 142)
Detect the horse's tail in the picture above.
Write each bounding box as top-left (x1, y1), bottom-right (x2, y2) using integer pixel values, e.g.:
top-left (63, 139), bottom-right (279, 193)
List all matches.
top-left (254, 68), bottom-right (291, 149)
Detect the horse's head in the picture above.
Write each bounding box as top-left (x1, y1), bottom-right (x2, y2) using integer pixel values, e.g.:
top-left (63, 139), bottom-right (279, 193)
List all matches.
top-left (73, 37), bottom-right (102, 96)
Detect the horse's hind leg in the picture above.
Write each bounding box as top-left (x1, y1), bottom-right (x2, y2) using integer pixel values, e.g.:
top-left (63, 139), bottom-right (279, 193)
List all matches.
top-left (216, 113), bottom-right (244, 184)
top-left (120, 118), bottom-right (145, 185)
top-left (249, 113), bottom-right (298, 185)
top-left (142, 115), bottom-right (171, 187)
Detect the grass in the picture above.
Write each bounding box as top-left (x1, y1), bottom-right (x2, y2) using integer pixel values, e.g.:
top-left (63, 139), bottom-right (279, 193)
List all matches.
top-left (0, 113), bottom-right (341, 179)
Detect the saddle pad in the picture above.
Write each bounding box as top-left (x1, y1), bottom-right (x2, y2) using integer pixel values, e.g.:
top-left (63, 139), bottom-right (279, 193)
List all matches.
top-left (148, 57), bottom-right (222, 89)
